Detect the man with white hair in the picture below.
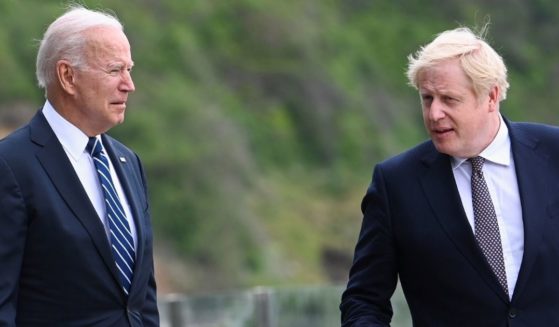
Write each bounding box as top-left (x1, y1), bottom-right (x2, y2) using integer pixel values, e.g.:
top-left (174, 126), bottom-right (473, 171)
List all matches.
top-left (0, 5), bottom-right (159, 326)
top-left (341, 27), bottom-right (559, 326)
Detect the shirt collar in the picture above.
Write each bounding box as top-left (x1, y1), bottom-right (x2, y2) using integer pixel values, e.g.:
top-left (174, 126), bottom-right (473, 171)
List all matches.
top-left (451, 114), bottom-right (511, 169)
top-left (42, 100), bottom-right (91, 161)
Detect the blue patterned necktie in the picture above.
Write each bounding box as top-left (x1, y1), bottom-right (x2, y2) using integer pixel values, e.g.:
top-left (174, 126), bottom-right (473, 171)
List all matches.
top-left (87, 137), bottom-right (135, 296)
top-left (469, 156), bottom-right (508, 296)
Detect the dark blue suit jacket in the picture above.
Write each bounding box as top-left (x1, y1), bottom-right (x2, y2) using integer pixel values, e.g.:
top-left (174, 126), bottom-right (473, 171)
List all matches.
top-left (0, 111), bottom-right (159, 326)
top-left (341, 119), bottom-right (559, 326)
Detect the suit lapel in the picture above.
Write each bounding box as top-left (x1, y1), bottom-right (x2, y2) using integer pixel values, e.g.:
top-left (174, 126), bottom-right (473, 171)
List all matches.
top-left (419, 150), bottom-right (509, 303)
top-left (30, 112), bottom-right (123, 290)
top-left (508, 124), bottom-right (550, 301)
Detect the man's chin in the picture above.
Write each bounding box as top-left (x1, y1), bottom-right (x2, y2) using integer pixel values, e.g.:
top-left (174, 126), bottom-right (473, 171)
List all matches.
top-left (433, 142), bottom-right (457, 157)
top-left (113, 113), bottom-right (125, 125)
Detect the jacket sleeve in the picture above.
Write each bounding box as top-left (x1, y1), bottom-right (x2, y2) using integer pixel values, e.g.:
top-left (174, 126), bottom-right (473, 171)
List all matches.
top-left (0, 157), bottom-right (27, 327)
top-left (340, 164), bottom-right (398, 327)
top-left (141, 266), bottom-right (159, 326)
top-left (136, 155), bottom-right (159, 326)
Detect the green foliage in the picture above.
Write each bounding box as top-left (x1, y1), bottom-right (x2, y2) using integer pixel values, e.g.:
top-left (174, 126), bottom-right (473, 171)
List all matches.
top-left (1, 0), bottom-right (559, 292)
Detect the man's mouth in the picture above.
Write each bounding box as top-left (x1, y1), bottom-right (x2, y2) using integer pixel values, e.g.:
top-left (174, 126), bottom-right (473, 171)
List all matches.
top-left (111, 101), bottom-right (127, 107)
top-left (432, 127), bottom-right (453, 136)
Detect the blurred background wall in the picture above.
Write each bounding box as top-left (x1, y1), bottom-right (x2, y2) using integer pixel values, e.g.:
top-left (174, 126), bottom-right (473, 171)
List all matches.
top-left (1, 0), bottom-right (559, 300)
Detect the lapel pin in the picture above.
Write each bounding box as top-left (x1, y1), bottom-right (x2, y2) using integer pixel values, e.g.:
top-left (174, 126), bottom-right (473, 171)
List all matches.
top-left (119, 157), bottom-right (127, 163)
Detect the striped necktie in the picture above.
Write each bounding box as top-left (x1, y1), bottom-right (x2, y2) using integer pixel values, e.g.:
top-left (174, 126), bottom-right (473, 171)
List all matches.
top-left (87, 137), bottom-right (135, 296)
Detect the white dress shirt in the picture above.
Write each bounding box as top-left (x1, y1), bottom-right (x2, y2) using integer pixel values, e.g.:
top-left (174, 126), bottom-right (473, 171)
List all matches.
top-left (451, 115), bottom-right (523, 299)
top-left (42, 100), bottom-right (137, 250)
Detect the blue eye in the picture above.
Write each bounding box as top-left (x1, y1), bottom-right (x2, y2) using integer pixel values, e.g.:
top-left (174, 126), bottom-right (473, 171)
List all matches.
top-left (421, 95), bottom-right (433, 103)
top-left (106, 64), bottom-right (133, 76)
top-left (444, 96), bottom-right (458, 103)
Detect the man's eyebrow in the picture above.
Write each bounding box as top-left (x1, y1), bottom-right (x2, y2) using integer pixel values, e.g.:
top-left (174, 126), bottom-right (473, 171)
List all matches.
top-left (106, 61), bottom-right (134, 69)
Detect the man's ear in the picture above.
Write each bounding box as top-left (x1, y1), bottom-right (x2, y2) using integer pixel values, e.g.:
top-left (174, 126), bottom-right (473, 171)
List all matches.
top-left (56, 60), bottom-right (77, 95)
top-left (488, 84), bottom-right (500, 112)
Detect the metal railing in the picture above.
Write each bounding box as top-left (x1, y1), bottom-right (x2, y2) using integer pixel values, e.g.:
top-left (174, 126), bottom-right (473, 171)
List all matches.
top-left (158, 284), bottom-right (411, 327)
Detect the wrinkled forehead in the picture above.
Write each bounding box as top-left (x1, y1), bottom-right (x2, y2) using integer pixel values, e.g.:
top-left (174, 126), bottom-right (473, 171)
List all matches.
top-left (416, 59), bottom-right (479, 100)
top-left (82, 26), bottom-right (133, 66)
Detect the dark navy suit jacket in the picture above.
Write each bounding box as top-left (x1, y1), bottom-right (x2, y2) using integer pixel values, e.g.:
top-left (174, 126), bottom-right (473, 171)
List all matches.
top-left (0, 111), bottom-right (159, 326)
top-left (341, 119), bottom-right (559, 326)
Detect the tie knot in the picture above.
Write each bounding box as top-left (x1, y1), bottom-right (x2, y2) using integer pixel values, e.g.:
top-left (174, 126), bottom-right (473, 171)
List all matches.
top-left (87, 137), bottom-right (102, 157)
top-left (469, 156), bottom-right (485, 173)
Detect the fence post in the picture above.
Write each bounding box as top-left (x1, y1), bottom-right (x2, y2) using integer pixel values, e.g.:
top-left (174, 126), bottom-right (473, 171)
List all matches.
top-left (253, 287), bottom-right (274, 327)
top-left (167, 294), bottom-right (186, 327)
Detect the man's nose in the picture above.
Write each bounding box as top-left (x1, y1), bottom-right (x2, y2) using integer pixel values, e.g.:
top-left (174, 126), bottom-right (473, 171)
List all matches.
top-left (428, 98), bottom-right (445, 121)
top-left (120, 71), bottom-right (135, 92)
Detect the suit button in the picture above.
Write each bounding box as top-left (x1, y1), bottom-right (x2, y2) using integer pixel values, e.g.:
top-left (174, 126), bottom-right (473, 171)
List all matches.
top-left (509, 308), bottom-right (517, 319)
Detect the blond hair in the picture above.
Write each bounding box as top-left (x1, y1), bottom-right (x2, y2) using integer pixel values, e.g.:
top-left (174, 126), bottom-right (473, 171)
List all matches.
top-left (406, 27), bottom-right (509, 101)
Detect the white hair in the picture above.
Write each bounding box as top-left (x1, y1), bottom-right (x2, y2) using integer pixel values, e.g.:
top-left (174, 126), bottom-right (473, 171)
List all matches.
top-left (36, 5), bottom-right (123, 89)
top-left (407, 27), bottom-right (509, 101)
